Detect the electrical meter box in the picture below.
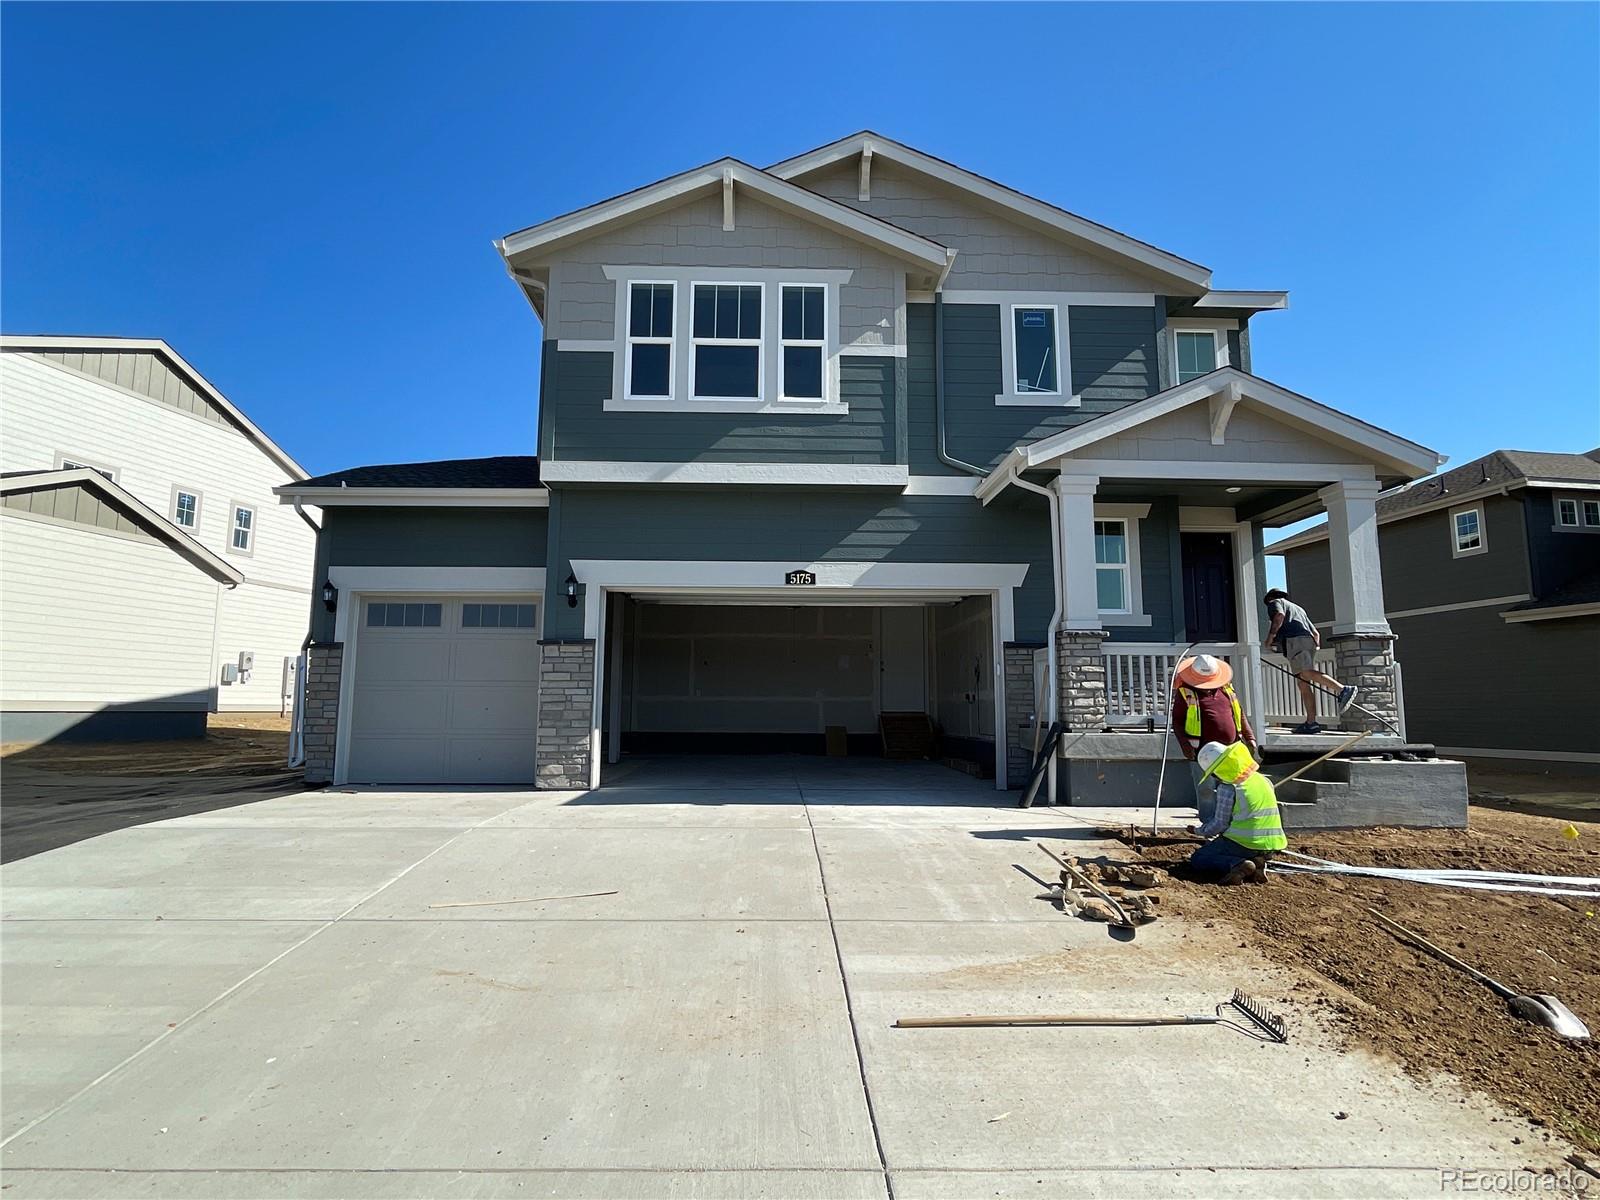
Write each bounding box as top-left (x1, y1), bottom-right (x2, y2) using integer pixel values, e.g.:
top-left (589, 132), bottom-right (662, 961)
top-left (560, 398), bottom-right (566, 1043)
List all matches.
top-left (238, 651), bottom-right (256, 672)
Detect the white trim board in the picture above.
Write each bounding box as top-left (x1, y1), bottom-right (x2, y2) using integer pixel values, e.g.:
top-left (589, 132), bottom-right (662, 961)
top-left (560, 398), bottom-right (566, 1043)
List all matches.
top-left (1500, 601), bottom-right (1600, 624)
top-left (938, 290), bottom-right (1156, 308)
top-left (328, 568), bottom-right (548, 597)
top-left (274, 487), bottom-right (549, 508)
top-left (539, 462), bottom-right (910, 487)
top-left (1385, 593), bottom-right (1531, 621)
top-left (3, 336), bottom-right (308, 480)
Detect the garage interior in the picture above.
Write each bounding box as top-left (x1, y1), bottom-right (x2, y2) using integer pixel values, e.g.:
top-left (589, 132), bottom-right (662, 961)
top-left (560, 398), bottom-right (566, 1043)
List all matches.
top-left (601, 595), bottom-right (999, 774)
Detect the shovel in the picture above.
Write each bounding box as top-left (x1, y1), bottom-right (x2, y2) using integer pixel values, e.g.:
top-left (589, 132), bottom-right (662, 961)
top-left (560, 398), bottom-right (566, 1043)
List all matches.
top-left (1369, 909), bottom-right (1590, 1040)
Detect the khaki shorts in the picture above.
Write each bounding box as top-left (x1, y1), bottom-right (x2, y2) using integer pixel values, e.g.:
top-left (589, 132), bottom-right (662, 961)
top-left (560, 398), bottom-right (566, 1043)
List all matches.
top-left (1283, 635), bottom-right (1319, 674)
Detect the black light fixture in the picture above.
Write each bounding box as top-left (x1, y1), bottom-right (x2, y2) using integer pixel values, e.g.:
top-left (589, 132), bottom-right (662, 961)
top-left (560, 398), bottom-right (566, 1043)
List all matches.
top-left (321, 580), bottom-right (338, 613)
top-left (564, 572), bottom-right (579, 608)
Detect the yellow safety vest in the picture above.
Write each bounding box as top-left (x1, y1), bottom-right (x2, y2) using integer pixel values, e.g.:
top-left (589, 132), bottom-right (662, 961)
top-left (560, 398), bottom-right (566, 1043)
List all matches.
top-left (1179, 683), bottom-right (1242, 739)
top-left (1223, 770), bottom-right (1287, 852)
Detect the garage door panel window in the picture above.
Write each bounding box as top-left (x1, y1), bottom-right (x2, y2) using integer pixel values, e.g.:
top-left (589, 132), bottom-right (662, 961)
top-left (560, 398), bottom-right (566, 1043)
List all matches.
top-left (462, 602), bottom-right (536, 629)
top-left (367, 601), bottom-right (444, 628)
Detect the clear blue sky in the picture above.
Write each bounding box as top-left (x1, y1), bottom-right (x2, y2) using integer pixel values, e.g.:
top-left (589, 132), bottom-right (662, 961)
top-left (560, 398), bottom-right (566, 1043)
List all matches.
top-left (4, 2), bottom-right (1597, 482)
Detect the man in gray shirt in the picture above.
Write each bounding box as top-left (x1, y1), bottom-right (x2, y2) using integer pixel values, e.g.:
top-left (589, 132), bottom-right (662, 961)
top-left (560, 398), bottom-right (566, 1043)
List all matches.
top-left (1262, 589), bottom-right (1356, 734)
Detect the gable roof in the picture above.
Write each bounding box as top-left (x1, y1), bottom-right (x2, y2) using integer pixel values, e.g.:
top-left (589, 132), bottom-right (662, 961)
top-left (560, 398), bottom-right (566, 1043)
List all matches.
top-left (768, 131), bottom-right (1214, 295)
top-left (496, 157), bottom-right (952, 303)
top-left (976, 366), bottom-right (1442, 506)
top-left (1269, 447), bottom-right (1600, 553)
top-left (0, 468), bottom-right (244, 585)
top-left (1, 335), bottom-right (308, 480)
top-left (275, 456), bottom-right (546, 508)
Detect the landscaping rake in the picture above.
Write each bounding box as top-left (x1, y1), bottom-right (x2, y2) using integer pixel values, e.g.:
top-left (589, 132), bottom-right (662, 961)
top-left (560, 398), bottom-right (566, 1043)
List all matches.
top-left (895, 989), bottom-right (1290, 1043)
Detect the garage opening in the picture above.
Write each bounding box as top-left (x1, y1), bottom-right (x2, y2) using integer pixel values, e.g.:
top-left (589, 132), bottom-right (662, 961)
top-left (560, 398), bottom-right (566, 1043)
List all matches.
top-left (601, 595), bottom-right (998, 776)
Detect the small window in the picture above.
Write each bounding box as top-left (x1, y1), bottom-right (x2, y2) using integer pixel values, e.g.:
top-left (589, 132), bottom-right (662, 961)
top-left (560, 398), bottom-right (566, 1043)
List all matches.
top-left (1175, 331), bottom-right (1219, 384)
top-left (1011, 306), bottom-right (1060, 395)
top-left (230, 505), bottom-right (255, 554)
top-left (1557, 498), bottom-right (1580, 527)
top-left (626, 282), bottom-right (674, 399)
top-left (60, 457), bottom-right (116, 481)
top-left (692, 283), bottom-right (762, 399)
top-left (1094, 519), bottom-right (1130, 613)
top-left (780, 284), bottom-right (825, 401)
top-left (1584, 500), bottom-right (1600, 527)
top-left (1452, 507), bottom-right (1483, 555)
top-left (366, 602), bottom-right (442, 628)
top-left (172, 489), bottom-right (200, 529)
top-left (462, 603), bottom-right (536, 629)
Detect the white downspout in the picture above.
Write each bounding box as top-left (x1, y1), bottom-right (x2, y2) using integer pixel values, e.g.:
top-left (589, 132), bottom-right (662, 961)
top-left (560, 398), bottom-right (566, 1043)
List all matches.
top-left (1008, 468), bottom-right (1063, 804)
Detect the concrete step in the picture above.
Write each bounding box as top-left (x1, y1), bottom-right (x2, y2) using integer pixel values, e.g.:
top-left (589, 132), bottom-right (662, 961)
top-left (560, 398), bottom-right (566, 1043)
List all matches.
top-left (1276, 758), bottom-right (1467, 830)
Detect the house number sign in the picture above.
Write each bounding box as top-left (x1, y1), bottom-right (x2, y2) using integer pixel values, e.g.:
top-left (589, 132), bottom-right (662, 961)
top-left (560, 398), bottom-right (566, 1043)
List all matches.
top-left (785, 570), bottom-right (817, 586)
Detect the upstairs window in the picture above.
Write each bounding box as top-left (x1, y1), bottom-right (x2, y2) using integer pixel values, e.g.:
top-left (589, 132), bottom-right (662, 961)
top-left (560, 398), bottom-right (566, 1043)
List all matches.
top-left (1094, 519), bottom-right (1131, 613)
top-left (58, 455), bottom-right (117, 481)
top-left (171, 488), bottom-right (200, 529)
top-left (1452, 506), bottom-right (1484, 557)
top-left (1175, 330), bottom-right (1219, 383)
top-left (691, 283), bottom-right (762, 399)
top-left (1011, 306), bottom-right (1060, 396)
top-left (1557, 498), bottom-right (1580, 527)
top-left (1584, 500), bottom-right (1600, 527)
top-left (230, 504), bottom-right (255, 555)
top-left (625, 282), bottom-right (674, 399)
top-left (780, 284), bottom-right (825, 400)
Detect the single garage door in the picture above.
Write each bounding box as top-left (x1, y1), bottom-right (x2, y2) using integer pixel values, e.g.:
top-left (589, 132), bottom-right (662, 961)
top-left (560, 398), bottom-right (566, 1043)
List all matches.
top-left (347, 595), bottom-right (539, 784)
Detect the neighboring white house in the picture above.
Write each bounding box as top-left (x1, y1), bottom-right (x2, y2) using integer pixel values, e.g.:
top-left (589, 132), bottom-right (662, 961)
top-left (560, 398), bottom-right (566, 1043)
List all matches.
top-left (0, 336), bottom-right (316, 729)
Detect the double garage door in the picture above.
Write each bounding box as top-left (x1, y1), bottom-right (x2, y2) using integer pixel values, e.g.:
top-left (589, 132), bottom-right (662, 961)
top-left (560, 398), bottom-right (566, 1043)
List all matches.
top-left (346, 595), bottom-right (539, 784)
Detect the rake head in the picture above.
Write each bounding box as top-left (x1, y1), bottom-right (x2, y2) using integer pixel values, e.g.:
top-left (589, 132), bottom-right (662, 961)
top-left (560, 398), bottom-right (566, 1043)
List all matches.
top-left (1222, 989), bottom-right (1289, 1043)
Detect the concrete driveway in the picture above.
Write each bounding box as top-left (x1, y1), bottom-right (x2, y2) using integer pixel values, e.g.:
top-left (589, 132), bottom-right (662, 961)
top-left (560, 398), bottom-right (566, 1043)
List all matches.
top-left (0, 756), bottom-right (1563, 1198)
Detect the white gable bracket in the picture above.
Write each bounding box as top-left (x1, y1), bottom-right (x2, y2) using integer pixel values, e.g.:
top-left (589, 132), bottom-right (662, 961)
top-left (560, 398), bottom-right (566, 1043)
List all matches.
top-left (1208, 381), bottom-right (1241, 445)
top-left (722, 169), bottom-right (735, 232)
top-left (858, 142), bottom-right (874, 201)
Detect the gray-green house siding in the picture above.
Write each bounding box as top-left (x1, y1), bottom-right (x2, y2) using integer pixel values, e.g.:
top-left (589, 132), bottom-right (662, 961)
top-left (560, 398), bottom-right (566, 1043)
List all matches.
top-left (311, 507), bottom-right (548, 642)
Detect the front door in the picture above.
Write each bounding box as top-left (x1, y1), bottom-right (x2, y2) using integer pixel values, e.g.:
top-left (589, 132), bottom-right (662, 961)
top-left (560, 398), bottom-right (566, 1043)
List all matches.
top-left (1181, 533), bottom-right (1237, 643)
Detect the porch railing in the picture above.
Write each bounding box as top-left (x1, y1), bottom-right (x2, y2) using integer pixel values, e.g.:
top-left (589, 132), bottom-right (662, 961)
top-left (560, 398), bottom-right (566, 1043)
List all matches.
top-left (1260, 648), bottom-right (1344, 730)
top-left (1103, 642), bottom-right (1244, 727)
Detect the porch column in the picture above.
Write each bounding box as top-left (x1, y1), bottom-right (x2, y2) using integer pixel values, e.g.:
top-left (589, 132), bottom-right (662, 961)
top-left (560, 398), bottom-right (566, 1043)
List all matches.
top-left (1318, 478), bottom-right (1400, 735)
top-left (1055, 474), bottom-right (1109, 731)
top-left (1232, 523), bottom-right (1269, 739)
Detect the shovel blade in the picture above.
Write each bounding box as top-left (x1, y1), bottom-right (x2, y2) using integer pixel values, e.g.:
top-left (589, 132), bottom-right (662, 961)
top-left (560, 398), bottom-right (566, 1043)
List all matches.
top-left (1508, 994), bottom-right (1591, 1040)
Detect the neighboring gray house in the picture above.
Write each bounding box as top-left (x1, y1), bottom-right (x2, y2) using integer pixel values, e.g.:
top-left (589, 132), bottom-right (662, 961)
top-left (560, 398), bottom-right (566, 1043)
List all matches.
top-left (1272, 448), bottom-right (1600, 766)
top-left (278, 132), bottom-right (1445, 796)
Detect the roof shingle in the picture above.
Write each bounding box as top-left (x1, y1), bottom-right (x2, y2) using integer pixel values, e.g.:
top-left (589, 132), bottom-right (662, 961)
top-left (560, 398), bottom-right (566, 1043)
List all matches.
top-left (295, 456), bottom-right (540, 490)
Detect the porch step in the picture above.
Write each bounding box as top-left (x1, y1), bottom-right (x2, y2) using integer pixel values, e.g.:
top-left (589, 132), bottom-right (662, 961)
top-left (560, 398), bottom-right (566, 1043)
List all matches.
top-left (1274, 757), bottom-right (1466, 830)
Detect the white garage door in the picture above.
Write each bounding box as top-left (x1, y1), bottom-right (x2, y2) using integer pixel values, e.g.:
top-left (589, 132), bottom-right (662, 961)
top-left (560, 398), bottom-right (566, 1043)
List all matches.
top-left (347, 595), bottom-right (539, 784)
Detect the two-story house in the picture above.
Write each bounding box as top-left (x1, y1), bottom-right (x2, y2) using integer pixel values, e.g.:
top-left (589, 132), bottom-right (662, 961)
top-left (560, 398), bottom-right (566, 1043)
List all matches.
top-left (1, 336), bottom-right (316, 739)
top-left (1272, 448), bottom-right (1600, 766)
top-left (278, 133), bottom-right (1446, 801)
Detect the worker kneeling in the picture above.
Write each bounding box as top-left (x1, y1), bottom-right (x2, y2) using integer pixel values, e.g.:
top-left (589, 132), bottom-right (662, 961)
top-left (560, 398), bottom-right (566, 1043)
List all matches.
top-left (1186, 740), bottom-right (1286, 885)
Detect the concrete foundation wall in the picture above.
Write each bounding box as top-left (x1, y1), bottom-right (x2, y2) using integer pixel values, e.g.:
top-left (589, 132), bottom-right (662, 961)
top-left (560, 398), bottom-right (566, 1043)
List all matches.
top-left (0, 708), bottom-right (206, 744)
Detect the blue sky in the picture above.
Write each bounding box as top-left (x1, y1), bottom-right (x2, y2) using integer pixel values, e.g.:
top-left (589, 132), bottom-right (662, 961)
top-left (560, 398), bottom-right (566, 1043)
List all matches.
top-left (4, 2), bottom-right (1597, 483)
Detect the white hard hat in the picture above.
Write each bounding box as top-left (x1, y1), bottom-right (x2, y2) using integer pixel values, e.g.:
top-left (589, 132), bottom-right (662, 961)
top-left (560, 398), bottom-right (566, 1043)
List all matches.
top-left (1196, 741), bottom-right (1230, 773)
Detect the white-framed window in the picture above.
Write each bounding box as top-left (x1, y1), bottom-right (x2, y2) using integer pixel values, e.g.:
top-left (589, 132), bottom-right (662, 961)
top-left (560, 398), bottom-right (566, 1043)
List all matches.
top-left (462, 602), bottom-right (537, 629)
top-left (1090, 503), bottom-right (1153, 624)
top-left (170, 485), bottom-right (202, 530)
top-left (1451, 505), bottom-right (1485, 557)
top-left (1010, 304), bottom-right (1061, 397)
top-left (780, 284), bottom-right (826, 401)
top-left (1584, 500), bottom-right (1600, 527)
top-left (366, 601), bottom-right (442, 629)
top-left (55, 453), bottom-right (117, 481)
top-left (230, 503), bottom-right (255, 555)
top-left (690, 282), bottom-right (763, 400)
top-left (625, 281), bottom-right (674, 399)
top-left (1168, 320), bottom-right (1235, 385)
top-left (1556, 498), bottom-right (1580, 527)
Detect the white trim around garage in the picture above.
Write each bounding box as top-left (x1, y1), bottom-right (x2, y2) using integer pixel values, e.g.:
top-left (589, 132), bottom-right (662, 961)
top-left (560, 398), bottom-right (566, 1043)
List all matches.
top-left (568, 558), bottom-right (1029, 792)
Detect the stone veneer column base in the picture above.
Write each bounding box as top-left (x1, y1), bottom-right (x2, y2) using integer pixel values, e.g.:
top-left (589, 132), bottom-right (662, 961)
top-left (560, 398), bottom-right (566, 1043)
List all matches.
top-left (1056, 628), bottom-right (1110, 733)
top-left (302, 643), bottom-right (343, 785)
top-left (1002, 643), bottom-right (1042, 787)
top-left (537, 641), bottom-right (597, 790)
top-left (1331, 633), bottom-right (1400, 734)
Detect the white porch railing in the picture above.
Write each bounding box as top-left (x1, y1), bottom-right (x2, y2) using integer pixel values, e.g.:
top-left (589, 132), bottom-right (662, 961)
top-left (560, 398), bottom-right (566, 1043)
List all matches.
top-left (1103, 642), bottom-right (1246, 727)
top-left (1260, 648), bottom-right (1343, 730)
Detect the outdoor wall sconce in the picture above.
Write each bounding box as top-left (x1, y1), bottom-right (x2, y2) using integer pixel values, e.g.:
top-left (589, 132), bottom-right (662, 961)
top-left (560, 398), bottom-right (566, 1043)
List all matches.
top-left (321, 580), bottom-right (338, 613)
top-left (565, 572), bottom-right (579, 608)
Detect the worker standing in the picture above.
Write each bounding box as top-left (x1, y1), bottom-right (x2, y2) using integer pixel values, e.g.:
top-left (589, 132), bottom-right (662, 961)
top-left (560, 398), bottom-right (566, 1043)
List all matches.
top-left (1262, 588), bottom-right (1356, 734)
top-left (1172, 653), bottom-right (1259, 827)
top-left (1185, 740), bottom-right (1287, 885)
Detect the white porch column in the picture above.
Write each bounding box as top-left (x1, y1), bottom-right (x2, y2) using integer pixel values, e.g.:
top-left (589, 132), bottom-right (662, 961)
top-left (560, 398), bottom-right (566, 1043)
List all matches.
top-left (1231, 521), bottom-right (1269, 738)
top-left (1318, 477), bottom-right (1391, 636)
top-left (1056, 474), bottom-right (1101, 630)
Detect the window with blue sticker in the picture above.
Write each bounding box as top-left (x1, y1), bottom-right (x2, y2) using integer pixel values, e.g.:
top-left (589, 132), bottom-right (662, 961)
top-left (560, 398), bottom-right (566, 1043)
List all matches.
top-left (1013, 307), bottom-right (1059, 395)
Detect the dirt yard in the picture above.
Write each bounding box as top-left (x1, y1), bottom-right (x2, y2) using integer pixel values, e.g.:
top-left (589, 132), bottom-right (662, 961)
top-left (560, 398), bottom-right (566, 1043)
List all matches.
top-left (1, 712), bottom-right (291, 776)
top-left (1118, 808), bottom-right (1600, 1154)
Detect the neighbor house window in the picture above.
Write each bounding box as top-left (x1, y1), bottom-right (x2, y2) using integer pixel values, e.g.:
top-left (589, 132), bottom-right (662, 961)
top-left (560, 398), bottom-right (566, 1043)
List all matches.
top-left (171, 488), bottom-right (200, 529)
top-left (1452, 506), bottom-right (1484, 556)
top-left (1011, 306), bottom-right (1060, 396)
top-left (1584, 500), bottom-right (1600, 527)
top-left (1095, 519), bottom-right (1131, 613)
top-left (780, 284), bottom-right (825, 400)
top-left (691, 283), bottom-right (762, 399)
top-left (1175, 331), bottom-right (1219, 383)
top-left (366, 602), bottom-right (442, 628)
top-left (1557, 498), bottom-right (1580, 526)
top-left (462, 603), bottom-right (537, 629)
top-left (230, 504), bottom-right (255, 554)
top-left (59, 456), bottom-right (116, 481)
top-left (625, 281), bottom-right (674, 399)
